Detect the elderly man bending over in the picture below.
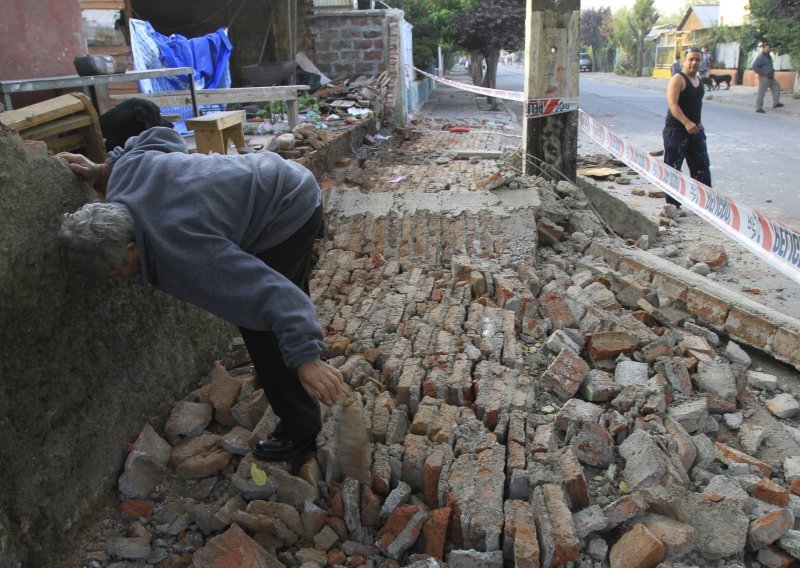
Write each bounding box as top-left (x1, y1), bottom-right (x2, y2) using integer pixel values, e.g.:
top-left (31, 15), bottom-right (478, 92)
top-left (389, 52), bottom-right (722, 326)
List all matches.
top-left (59, 126), bottom-right (343, 461)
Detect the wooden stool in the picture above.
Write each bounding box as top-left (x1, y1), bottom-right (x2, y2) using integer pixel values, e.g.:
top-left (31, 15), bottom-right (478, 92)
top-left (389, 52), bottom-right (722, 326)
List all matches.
top-left (0, 92), bottom-right (106, 163)
top-left (186, 110), bottom-right (246, 155)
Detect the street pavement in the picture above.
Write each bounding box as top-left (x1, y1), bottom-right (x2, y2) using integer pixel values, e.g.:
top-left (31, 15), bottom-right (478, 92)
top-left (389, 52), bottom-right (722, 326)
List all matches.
top-left (420, 64), bottom-right (800, 124)
top-left (584, 71), bottom-right (800, 120)
top-left (413, 65), bottom-right (520, 128)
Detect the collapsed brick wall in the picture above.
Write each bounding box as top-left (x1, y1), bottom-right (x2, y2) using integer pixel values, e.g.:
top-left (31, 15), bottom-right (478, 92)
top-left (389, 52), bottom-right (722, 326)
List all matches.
top-left (64, 119), bottom-right (800, 566)
top-left (0, 127), bottom-right (236, 567)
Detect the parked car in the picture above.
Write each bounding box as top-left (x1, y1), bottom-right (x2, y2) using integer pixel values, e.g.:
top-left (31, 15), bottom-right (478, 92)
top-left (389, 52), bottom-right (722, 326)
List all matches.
top-left (579, 52), bottom-right (593, 72)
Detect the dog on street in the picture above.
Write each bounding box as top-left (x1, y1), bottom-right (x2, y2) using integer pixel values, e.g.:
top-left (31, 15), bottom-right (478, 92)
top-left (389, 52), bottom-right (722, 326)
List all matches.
top-left (707, 73), bottom-right (732, 90)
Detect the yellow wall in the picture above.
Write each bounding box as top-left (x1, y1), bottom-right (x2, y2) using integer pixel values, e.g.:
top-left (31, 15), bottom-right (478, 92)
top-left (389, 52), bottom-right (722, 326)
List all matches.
top-left (682, 12), bottom-right (703, 32)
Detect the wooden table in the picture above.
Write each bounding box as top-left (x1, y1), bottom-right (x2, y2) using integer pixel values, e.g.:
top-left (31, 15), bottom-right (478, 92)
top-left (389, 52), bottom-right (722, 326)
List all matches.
top-left (0, 67), bottom-right (198, 115)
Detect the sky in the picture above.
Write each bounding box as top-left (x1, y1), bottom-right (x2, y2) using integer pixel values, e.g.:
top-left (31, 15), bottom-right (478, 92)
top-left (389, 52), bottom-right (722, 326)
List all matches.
top-left (580, 0), bottom-right (680, 16)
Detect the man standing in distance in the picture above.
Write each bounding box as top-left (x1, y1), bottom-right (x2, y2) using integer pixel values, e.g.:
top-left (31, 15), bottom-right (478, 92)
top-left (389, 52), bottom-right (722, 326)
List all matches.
top-left (752, 41), bottom-right (784, 113)
top-left (699, 45), bottom-right (712, 80)
top-left (670, 53), bottom-right (681, 77)
top-left (662, 47), bottom-right (711, 209)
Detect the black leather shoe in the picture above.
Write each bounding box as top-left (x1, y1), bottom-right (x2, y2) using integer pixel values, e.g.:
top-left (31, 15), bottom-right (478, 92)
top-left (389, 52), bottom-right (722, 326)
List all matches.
top-left (756, 109), bottom-right (766, 113)
top-left (774, 103), bottom-right (785, 108)
top-left (254, 431), bottom-right (316, 461)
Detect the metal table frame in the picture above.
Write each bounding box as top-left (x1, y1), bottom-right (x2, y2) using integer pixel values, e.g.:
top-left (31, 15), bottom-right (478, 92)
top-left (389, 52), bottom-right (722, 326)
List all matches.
top-left (0, 67), bottom-right (198, 116)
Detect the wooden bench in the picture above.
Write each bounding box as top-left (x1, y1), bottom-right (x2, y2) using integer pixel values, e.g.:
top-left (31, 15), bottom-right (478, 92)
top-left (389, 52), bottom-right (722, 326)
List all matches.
top-left (110, 85), bottom-right (310, 129)
top-left (185, 111), bottom-right (245, 155)
top-left (0, 92), bottom-right (106, 163)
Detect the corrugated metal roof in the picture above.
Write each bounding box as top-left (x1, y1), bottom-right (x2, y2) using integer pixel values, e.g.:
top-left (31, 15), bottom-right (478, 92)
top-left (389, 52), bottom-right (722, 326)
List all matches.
top-left (646, 23), bottom-right (677, 40)
top-left (679, 5), bottom-right (720, 30)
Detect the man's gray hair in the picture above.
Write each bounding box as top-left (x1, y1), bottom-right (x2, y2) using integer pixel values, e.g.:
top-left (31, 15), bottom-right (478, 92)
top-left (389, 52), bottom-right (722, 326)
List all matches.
top-left (60, 202), bottom-right (135, 275)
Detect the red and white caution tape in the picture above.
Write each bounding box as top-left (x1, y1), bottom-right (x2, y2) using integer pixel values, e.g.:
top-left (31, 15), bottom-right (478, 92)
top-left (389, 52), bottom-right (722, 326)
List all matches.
top-left (525, 99), bottom-right (579, 117)
top-left (411, 66), bottom-right (577, 117)
top-left (578, 111), bottom-right (800, 284)
top-left (410, 65), bottom-right (525, 102)
top-left (410, 64), bottom-right (800, 283)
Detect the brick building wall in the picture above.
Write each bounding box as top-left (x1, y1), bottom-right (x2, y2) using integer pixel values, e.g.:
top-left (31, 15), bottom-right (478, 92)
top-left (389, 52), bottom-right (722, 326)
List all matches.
top-left (310, 9), bottom-right (405, 123)
top-left (384, 11), bottom-right (401, 122)
top-left (310, 9), bottom-right (387, 78)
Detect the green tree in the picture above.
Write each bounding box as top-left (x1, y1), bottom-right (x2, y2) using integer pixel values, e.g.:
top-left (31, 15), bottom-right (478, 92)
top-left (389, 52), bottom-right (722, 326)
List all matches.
top-left (580, 7), bottom-right (613, 71)
top-left (610, 7), bottom-right (637, 75)
top-left (396, 0), bottom-right (465, 73)
top-left (744, 0), bottom-right (800, 89)
top-left (449, 0), bottom-right (526, 108)
top-left (627, 0), bottom-right (659, 76)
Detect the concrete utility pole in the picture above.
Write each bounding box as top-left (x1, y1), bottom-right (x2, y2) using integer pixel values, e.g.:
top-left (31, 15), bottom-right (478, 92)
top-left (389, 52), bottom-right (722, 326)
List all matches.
top-left (523, 0), bottom-right (580, 182)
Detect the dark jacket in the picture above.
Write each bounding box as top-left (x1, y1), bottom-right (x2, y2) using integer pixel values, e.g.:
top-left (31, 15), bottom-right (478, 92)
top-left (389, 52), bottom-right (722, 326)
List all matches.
top-left (752, 51), bottom-right (775, 79)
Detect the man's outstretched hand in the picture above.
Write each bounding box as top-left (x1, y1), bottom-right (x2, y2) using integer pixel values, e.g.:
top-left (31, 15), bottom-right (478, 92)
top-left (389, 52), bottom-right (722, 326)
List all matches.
top-left (56, 152), bottom-right (109, 182)
top-left (298, 359), bottom-right (344, 403)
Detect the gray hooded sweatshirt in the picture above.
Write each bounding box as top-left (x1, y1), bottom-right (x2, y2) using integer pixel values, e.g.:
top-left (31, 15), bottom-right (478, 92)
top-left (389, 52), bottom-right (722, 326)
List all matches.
top-left (106, 126), bottom-right (324, 369)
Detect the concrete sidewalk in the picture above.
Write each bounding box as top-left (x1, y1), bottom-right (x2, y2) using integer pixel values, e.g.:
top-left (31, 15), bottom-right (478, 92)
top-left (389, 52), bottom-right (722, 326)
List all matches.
top-left (414, 65), bottom-right (520, 128)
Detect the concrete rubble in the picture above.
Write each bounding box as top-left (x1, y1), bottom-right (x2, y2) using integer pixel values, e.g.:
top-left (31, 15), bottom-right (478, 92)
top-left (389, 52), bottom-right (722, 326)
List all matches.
top-left (73, 98), bottom-right (800, 567)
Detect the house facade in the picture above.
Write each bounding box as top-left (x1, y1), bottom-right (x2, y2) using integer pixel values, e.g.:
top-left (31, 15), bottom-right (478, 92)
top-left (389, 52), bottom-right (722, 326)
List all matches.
top-left (651, 1), bottom-right (795, 89)
top-left (652, 5), bottom-right (720, 79)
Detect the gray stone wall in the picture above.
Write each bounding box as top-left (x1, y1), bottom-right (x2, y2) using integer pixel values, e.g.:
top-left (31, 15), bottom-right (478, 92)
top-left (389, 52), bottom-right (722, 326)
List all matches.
top-left (0, 127), bottom-right (236, 567)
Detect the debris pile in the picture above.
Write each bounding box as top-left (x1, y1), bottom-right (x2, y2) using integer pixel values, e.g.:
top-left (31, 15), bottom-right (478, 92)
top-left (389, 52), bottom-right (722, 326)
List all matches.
top-left (314, 72), bottom-right (392, 121)
top-left (77, 128), bottom-right (800, 568)
top-left (235, 73), bottom-right (391, 159)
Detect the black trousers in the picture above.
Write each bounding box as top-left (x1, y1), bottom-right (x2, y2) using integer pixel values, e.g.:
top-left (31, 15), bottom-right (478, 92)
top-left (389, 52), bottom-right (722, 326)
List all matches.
top-left (663, 127), bottom-right (711, 207)
top-left (239, 204), bottom-right (324, 442)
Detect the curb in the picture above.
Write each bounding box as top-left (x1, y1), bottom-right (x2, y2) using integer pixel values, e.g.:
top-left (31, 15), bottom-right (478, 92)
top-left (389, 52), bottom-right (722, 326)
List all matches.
top-left (418, 69), bottom-right (800, 367)
top-left (586, 241), bottom-right (800, 370)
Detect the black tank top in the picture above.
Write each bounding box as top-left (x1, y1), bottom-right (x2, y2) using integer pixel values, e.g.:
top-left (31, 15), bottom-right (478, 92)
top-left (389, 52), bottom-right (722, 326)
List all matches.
top-left (665, 72), bottom-right (704, 129)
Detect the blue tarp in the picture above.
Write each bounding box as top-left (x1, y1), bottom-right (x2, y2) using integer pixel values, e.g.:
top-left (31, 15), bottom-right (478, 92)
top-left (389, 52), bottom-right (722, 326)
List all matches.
top-left (130, 19), bottom-right (233, 131)
top-left (150, 26), bottom-right (232, 90)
